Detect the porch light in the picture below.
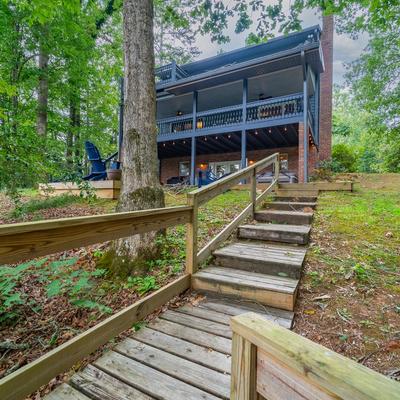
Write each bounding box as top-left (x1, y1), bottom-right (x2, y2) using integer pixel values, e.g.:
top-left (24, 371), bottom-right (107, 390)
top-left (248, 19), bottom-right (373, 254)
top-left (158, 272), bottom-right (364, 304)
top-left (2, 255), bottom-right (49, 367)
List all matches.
top-left (268, 128), bottom-right (272, 133)
top-left (172, 141), bottom-right (175, 145)
top-left (204, 137), bottom-right (207, 141)
top-left (228, 134), bottom-right (231, 139)
top-left (163, 143), bottom-right (166, 147)
top-left (196, 119), bottom-right (203, 129)
top-left (183, 140), bottom-right (186, 144)
top-left (249, 160), bottom-right (255, 165)
top-left (255, 131), bottom-right (258, 135)
top-left (284, 126), bottom-right (287, 131)
top-left (176, 110), bottom-right (183, 116)
top-left (215, 136), bottom-right (218, 139)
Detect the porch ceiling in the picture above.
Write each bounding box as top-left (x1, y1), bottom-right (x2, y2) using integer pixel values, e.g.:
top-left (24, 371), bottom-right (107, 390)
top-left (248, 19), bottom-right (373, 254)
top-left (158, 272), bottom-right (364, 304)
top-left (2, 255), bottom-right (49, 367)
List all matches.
top-left (157, 124), bottom-right (299, 159)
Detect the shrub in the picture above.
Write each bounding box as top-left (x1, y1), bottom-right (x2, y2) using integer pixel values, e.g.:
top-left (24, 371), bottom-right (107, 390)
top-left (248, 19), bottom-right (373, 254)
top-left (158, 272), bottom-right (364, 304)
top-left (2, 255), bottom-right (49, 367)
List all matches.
top-left (331, 143), bottom-right (358, 172)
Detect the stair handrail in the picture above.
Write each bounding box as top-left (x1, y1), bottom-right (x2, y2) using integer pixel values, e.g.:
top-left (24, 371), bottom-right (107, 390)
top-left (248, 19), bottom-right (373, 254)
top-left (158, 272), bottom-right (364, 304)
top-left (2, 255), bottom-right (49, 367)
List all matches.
top-left (185, 153), bottom-right (280, 275)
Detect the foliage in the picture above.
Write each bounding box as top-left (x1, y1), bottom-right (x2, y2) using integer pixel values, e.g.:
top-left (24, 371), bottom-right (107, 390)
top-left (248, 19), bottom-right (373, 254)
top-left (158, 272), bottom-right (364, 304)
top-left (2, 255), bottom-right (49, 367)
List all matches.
top-left (9, 193), bottom-right (85, 219)
top-left (0, 257), bottom-right (111, 324)
top-left (331, 143), bottom-right (357, 172)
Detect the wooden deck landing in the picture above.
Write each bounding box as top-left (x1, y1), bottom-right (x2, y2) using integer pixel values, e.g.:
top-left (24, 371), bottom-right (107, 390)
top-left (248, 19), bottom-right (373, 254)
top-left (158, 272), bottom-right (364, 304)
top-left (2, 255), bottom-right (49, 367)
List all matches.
top-left (47, 297), bottom-right (293, 400)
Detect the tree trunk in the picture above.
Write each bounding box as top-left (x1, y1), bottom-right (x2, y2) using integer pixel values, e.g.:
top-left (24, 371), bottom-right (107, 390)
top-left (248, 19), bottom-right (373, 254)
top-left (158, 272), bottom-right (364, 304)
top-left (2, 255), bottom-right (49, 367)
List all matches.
top-left (111, 0), bottom-right (164, 274)
top-left (37, 29), bottom-right (49, 137)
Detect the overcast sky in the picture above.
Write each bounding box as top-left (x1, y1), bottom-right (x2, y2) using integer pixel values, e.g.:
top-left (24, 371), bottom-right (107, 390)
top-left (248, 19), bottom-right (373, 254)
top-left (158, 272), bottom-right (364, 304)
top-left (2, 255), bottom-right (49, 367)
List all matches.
top-left (194, 7), bottom-right (368, 85)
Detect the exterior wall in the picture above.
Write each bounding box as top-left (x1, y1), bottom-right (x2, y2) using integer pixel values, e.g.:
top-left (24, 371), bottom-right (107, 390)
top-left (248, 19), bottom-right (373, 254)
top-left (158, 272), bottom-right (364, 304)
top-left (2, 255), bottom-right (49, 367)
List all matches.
top-left (160, 146), bottom-right (299, 184)
top-left (319, 15), bottom-right (334, 161)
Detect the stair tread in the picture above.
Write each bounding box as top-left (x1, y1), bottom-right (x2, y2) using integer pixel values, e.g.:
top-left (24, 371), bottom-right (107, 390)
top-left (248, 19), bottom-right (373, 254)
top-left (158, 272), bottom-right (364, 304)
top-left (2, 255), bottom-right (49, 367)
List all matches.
top-left (256, 210), bottom-right (313, 217)
top-left (269, 201), bottom-right (317, 206)
top-left (240, 223), bottom-right (311, 234)
top-left (214, 242), bottom-right (306, 265)
top-left (194, 266), bottom-right (298, 294)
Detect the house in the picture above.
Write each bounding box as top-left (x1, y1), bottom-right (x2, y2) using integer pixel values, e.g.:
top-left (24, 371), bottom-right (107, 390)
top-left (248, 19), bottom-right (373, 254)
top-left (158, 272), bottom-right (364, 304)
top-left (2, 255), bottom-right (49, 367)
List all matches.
top-left (156, 17), bottom-right (333, 184)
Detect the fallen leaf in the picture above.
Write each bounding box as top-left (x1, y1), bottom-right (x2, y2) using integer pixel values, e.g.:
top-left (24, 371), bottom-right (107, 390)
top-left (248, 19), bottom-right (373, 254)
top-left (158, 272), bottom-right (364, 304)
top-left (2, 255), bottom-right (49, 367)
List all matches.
top-left (304, 309), bottom-right (316, 315)
top-left (312, 294), bottom-right (331, 301)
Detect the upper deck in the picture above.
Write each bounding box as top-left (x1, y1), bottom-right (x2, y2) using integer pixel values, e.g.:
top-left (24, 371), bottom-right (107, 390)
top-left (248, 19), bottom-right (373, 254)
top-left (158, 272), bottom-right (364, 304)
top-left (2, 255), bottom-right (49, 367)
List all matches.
top-left (155, 26), bottom-right (324, 148)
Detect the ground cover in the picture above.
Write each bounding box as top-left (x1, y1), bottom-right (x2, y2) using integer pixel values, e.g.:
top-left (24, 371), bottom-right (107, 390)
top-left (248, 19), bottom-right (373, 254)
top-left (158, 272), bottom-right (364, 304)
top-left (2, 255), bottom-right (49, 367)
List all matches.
top-left (0, 188), bottom-right (250, 384)
top-left (294, 174), bottom-right (400, 378)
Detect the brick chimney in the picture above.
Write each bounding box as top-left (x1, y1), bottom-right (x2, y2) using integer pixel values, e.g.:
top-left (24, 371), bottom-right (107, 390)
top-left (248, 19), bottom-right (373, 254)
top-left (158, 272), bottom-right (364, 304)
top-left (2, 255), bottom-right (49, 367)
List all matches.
top-left (319, 14), bottom-right (334, 161)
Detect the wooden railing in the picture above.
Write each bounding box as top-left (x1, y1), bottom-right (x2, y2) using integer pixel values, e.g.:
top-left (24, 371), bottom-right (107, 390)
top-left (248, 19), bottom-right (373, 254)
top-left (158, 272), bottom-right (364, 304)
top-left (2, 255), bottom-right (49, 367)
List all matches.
top-left (156, 94), bottom-right (304, 137)
top-left (185, 153), bottom-right (280, 274)
top-left (230, 313), bottom-right (400, 400)
top-left (0, 206), bottom-right (193, 400)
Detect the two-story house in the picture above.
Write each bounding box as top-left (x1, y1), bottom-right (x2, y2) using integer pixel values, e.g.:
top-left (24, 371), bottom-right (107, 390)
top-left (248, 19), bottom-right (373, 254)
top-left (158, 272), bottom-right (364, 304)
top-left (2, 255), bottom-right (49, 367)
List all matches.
top-left (155, 17), bottom-right (333, 184)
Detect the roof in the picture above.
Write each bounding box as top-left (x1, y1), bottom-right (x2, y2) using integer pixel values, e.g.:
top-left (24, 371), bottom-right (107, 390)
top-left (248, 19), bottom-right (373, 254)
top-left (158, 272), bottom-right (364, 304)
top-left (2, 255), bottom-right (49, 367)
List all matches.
top-left (156, 25), bottom-right (324, 96)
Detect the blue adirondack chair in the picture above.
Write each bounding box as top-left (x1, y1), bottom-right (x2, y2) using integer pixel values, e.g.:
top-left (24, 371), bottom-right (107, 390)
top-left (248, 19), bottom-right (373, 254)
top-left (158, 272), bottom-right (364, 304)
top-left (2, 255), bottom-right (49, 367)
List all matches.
top-left (198, 169), bottom-right (230, 187)
top-left (83, 141), bottom-right (118, 181)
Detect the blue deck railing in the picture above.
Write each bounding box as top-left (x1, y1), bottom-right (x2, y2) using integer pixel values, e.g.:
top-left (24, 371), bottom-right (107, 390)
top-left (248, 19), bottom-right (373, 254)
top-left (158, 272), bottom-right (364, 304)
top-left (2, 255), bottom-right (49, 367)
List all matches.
top-left (157, 93), bottom-right (305, 136)
top-left (155, 62), bottom-right (188, 85)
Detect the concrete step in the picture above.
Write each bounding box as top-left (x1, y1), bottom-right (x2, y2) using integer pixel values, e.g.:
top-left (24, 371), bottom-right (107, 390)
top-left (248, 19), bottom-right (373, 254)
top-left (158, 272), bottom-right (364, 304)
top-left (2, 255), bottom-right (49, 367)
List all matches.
top-left (266, 201), bottom-right (317, 212)
top-left (255, 210), bottom-right (313, 225)
top-left (238, 223), bottom-right (311, 245)
top-left (192, 266), bottom-right (299, 311)
top-left (213, 241), bottom-right (306, 279)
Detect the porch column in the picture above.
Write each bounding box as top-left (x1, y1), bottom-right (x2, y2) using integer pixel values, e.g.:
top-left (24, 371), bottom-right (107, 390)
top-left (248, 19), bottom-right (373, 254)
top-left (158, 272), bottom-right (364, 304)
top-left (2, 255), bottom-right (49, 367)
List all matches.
top-left (241, 130), bottom-right (247, 169)
top-left (241, 79), bottom-right (248, 169)
top-left (302, 65), bottom-right (309, 182)
top-left (190, 136), bottom-right (196, 185)
top-left (315, 73), bottom-right (320, 145)
top-left (190, 91), bottom-right (198, 185)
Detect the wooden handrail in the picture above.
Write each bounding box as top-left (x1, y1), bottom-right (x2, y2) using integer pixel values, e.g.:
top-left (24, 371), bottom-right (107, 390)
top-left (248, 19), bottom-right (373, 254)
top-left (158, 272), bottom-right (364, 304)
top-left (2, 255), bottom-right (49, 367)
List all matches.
top-left (0, 205), bottom-right (192, 265)
top-left (0, 275), bottom-right (190, 400)
top-left (231, 313), bottom-right (400, 400)
top-left (0, 205), bottom-right (195, 399)
top-left (186, 153), bottom-right (280, 274)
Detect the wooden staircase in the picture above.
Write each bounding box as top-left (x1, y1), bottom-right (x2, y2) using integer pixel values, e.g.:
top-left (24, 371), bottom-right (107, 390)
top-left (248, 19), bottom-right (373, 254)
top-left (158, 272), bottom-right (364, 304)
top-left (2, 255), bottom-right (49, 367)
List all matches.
top-left (192, 189), bottom-right (318, 315)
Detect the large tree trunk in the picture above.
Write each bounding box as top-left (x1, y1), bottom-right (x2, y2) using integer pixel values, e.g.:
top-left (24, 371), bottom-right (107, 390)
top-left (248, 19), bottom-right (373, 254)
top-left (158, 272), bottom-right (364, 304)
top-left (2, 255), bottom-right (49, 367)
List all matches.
top-left (37, 29), bottom-right (49, 137)
top-left (111, 0), bottom-right (164, 274)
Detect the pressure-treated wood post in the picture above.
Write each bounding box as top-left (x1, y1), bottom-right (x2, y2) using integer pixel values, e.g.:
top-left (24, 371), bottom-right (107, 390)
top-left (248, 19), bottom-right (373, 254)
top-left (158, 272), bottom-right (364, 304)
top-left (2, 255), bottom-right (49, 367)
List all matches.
top-left (186, 193), bottom-right (198, 276)
top-left (250, 168), bottom-right (257, 217)
top-left (231, 332), bottom-right (257, 400)
top-left (274, 154), bottom-right (280, 183)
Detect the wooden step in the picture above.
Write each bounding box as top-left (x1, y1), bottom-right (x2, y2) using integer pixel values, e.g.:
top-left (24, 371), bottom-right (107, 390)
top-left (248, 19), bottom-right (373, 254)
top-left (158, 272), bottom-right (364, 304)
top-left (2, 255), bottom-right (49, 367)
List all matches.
top-left (266, 201), bottom-right (317, 211)
top-left (213, 241), bottom-right (306, 278)
top-left (238, 223), bottom-right (310, 245)
top-left (276, 189), bottom-right (319, 197)
top-left (255, 209), bottom-right (313, 225)
top-left (274, 195), bottom-right (318, 202)
top-left (192, 266), bottom-right (299, 311)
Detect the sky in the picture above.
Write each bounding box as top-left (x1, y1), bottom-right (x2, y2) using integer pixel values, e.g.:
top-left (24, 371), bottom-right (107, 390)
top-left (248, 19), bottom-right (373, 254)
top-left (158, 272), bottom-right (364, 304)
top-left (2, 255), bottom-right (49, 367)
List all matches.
top-left (194, 7), bottom-right (369, 85)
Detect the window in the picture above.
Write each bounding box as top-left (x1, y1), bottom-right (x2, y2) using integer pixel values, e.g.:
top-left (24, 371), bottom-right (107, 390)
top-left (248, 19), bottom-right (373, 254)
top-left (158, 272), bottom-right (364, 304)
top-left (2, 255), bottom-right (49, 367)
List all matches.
top-left (179, 161), bottom-right (190, 177)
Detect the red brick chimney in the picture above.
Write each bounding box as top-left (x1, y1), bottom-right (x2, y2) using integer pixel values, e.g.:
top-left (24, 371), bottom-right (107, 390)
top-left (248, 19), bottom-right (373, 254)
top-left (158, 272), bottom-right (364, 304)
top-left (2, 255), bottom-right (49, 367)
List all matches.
top-left (319, 14), bottom-right (334, 161)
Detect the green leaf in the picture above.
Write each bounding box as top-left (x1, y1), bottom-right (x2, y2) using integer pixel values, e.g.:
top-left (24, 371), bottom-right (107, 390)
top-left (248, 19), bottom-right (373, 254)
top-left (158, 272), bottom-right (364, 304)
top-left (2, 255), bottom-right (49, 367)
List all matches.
top-left (46, 280), bottom-right (63, 297)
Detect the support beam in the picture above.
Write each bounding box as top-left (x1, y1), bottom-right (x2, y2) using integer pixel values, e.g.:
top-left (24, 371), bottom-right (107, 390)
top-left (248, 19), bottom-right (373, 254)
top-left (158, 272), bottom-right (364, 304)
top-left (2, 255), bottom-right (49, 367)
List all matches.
top-left (190, 91), bottom-right (198, 185)
top-left (302, 62), bottom-right (309, 182)
top-left (241, 130), bottom-right (247, 169)
top-left (315, 73), bottom-right (320, 145)
top-left (190, 136), bottom-right (196, 185)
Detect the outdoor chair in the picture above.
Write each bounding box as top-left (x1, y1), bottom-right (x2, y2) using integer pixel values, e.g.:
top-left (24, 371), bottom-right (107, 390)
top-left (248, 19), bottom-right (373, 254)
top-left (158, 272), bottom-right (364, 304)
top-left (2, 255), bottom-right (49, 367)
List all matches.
top-left (83, 141), bottom-right (118, 181)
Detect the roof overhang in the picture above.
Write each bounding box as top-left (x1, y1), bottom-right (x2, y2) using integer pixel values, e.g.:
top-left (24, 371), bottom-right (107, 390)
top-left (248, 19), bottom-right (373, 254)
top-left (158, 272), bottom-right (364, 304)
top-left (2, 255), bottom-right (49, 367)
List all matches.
top-left (157, 43), bottom-right (324, 97)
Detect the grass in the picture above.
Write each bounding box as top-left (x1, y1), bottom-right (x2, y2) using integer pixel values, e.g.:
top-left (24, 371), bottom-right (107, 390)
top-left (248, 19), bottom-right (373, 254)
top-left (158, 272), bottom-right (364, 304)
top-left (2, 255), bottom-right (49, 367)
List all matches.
top-left (9, 194), bottom-right (86, 219)
top-left (295, 174), bottom-right (400, 374)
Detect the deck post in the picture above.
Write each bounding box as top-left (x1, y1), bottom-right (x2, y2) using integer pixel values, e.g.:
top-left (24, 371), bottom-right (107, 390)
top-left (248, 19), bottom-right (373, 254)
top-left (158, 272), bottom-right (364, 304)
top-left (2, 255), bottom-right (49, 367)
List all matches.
top-left (231, 332), bottom-right (257, 400)
top-left (303, 64), bottom-right (309, 182)
top-left (241, 79), bottom-right (248, 170)
top-left (186, 193), bottom-right (198, 276)
top-left (190, 136), bottom-right (196, 185)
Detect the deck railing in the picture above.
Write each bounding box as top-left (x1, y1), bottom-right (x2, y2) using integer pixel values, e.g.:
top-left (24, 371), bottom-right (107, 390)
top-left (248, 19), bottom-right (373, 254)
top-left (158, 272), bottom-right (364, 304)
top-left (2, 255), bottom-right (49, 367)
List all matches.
top-left (230, 312), bottom-right (400, 400)
top-left (155, 61), bottom-right (188, 85)
top-left (0, 206), bottom-right (193, 400)
top-left (185, 153), bottom-right (280, 273)
top-left (157, 93), bottom-right (304, 136)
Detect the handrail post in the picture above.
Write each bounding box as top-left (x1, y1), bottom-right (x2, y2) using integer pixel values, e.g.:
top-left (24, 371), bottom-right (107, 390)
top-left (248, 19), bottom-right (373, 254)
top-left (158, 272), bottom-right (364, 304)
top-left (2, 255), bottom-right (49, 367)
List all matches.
top-left (274, 153), bottom-right (280, 185)
top-left (186, 193), bottom-right (198, 276)
top-left (250, 168), bottom-right (257, 217)
top-left (231, 332), bottom-right (257, 400)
